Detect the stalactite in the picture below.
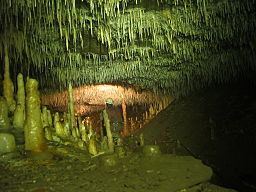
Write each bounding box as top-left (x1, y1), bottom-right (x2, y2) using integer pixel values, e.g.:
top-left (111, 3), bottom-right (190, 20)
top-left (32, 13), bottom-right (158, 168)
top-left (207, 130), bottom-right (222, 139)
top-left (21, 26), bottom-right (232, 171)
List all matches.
top-left (0, 0), bottom-right (255, 96)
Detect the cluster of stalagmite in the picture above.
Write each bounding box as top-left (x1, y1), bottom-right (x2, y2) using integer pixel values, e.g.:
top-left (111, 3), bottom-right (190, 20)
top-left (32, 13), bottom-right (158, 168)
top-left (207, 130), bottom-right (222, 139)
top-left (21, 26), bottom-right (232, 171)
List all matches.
top-left (1, 46), bottom-right (23, 132)
top-left (1, 70), bottom-right (100, 154)
top-left (123, 96), bottom-right (172, 136)
top-left (43, 83), bottom-right (116, 156)
top-left (0, 47), bottom-right (49, 153)
top-left (1, 73), bottom-right (47, 152)
top-left (0, 43), bottom-right (168, 156)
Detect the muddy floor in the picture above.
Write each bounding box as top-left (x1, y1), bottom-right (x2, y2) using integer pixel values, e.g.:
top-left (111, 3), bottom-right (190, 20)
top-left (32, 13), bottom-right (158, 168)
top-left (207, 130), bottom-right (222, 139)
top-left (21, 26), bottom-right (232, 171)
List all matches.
top-left (0, 137), bottom-right (237, 192)
top-left (0, 143), bottom-right (215, 192)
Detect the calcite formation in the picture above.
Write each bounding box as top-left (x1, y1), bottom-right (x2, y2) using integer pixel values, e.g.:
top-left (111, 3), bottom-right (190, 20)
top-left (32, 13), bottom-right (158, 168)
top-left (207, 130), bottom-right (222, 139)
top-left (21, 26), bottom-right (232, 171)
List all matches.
top-left (24, 79), bottom-right (46, 151)
top-left (13, 73), bottom-right (25, 130)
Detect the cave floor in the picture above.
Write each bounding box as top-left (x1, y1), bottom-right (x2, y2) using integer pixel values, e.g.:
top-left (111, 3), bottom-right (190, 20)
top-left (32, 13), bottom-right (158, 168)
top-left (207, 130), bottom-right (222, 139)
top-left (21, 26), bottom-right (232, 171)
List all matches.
top-left (0, 144), bottom-right (204, 192)
top-left (0, 142), bottom-right (236, 192)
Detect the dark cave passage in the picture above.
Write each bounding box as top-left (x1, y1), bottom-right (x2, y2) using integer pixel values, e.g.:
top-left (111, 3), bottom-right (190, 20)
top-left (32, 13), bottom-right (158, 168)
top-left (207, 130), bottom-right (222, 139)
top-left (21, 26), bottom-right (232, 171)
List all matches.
top-left (140, 81), bottom-right (256, 192)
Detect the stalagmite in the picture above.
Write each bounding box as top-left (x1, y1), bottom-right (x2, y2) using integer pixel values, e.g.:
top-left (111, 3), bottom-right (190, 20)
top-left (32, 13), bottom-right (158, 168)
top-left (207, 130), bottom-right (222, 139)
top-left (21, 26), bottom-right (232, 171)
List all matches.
top-left (55, 121), bottom-right (66, 138)
top-left (75, 126), bottom-right (81, 138)
top-left (78, 116), bottom-right (83, 131)
top-left (100, 136), bottom-right (109, 152)
top-left (103, 109), bottom-right (114, 153)
top-left (88, 136), bottom-right (98, 155)
top-left (0, 133), bottom-right (16, 154)
top-left (13, 73), bottom-right (25, 130)
top-left (78, 116), bottom-right (86, 140)
top-left (121, 100), bottom-right (128, 136)
top-left (62, 112), bottom-right (71, 136)
top-left (0, 97), bottom-right (10, 129)
top-left (71, 127), bottom-right (78, 138)
top-left (47, 109), bottom-right (53, 127)
top-left (53, 112), bottom-right (60, 128)
top-left (41, 106), bottom-right (49, 128)
top-left (81, 126), bottom-right (88, 142)
top-left (3, 44), bottom-right (16, 113)
top-left (67, 83), bottom-right (75, 134)
top-left (139, 133), bottom-right (144, 146)
top-left (54, 112), bottom-right (60, 128)
top-left (44, 127), bottom-right (53, 141)
top-left (24, 78), bottom-right (46, 151)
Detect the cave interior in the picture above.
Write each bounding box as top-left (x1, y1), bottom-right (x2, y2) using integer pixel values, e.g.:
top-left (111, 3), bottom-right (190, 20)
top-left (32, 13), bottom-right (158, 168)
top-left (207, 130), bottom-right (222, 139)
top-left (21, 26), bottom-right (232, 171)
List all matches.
top-left (0, 0), bottom-right (256, 192)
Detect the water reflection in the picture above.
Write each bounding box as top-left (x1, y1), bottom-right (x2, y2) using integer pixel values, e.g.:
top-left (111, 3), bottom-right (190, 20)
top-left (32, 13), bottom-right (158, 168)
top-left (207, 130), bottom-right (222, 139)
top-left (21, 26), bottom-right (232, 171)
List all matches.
top-left (42, 84), bottom-right (173, 136)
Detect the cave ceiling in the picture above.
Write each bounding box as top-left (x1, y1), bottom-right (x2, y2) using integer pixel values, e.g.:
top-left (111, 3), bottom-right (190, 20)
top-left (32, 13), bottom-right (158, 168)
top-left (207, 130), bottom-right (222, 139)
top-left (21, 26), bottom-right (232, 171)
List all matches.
top-left (0, 0), bottom-right (255, 95)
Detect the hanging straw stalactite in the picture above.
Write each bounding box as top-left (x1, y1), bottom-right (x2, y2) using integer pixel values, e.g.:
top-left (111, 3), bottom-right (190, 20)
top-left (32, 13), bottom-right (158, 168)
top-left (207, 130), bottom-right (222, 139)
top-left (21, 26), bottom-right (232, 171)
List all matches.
top-left (0, 0), bottom-right (255, 97)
